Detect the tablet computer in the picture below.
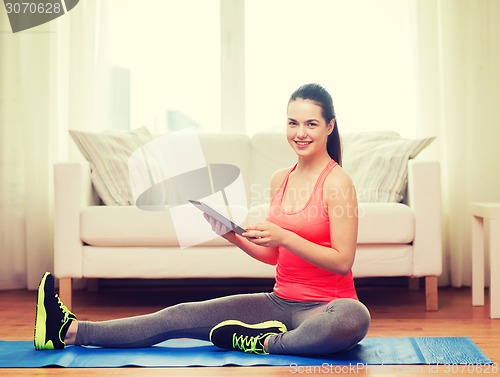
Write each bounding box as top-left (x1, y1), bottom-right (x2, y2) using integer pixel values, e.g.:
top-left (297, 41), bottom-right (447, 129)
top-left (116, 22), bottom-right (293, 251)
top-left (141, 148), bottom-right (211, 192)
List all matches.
top-left (188, 199), bottom-right (246, 235)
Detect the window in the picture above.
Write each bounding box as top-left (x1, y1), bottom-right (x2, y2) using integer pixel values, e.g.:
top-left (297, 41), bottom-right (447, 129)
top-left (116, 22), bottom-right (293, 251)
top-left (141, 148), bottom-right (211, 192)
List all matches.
top-left (107, 0), bottom-right (221, 133)
top-left (245, 0), bottom-right (416, 137)
top-left (105, 0), bottom-right (416, 137)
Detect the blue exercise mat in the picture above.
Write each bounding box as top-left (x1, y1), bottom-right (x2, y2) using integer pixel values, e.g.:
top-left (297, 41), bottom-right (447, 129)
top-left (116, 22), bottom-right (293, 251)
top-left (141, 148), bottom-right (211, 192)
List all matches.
top-left (0, 337), bottom-right (492, 368)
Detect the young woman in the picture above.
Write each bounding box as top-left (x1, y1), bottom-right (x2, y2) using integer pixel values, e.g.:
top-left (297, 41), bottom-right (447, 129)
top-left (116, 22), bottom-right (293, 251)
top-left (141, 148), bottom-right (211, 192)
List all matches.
top-left (34, 83), bottom-right (370, 355)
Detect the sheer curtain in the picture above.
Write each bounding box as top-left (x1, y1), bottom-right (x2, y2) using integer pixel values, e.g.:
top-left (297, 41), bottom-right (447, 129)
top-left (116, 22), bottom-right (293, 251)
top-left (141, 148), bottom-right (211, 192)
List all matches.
top-left (0, 12), bottom-right (56, 289)
top-left (411, 0), bottom-right (500, 287)
top-left (0, 2), bottom-right (109, 290)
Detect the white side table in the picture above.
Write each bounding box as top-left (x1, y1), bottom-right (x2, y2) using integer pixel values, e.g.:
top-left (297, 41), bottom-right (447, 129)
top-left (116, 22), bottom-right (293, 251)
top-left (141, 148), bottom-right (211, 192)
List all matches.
top-left (471, 202), bottom-right (500, 319)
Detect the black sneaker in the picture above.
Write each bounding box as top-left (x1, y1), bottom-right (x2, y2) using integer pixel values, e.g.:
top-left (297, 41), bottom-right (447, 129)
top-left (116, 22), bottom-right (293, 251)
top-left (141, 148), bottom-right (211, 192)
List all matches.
top-left (209, 319), bottom-right (287, 355)
top-left (34, 272), bottom-right (77, 350)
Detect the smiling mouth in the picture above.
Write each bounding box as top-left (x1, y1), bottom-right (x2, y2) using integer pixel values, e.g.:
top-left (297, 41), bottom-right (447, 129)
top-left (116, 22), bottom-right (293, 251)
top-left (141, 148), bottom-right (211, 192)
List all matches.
top-left (294, 140), bottom-right (312, 146)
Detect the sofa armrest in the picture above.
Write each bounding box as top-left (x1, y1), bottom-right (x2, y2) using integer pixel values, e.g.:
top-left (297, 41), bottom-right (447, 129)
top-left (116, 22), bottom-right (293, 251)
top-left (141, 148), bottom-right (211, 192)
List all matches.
top-left (54, 161), bottom-right (100, 278)
top-left (407, 160), bottom-right (443, 277)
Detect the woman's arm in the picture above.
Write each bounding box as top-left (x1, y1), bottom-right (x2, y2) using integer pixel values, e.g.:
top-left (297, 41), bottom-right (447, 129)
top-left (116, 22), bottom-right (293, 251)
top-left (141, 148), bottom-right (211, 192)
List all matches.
top-left (243, 167), bottom-right (358, 275)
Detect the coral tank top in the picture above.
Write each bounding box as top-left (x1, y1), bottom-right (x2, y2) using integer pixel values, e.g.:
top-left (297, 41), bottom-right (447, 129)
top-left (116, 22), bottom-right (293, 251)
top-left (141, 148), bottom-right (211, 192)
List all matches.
top-left (267, 159), bottom-right (358, 302)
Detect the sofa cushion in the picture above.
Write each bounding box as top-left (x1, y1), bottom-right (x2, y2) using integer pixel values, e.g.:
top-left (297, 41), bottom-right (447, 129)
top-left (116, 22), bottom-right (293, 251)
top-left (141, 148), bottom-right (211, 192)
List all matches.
top-left (81, 202), bottom-right (414, 246)
top-left (80, 206), bottom-right (232, 247)
top-left (199, 133), bottom-right (251, 174)
top-left (127, 132), bottom-right (252, 216)
top-left (357, 203), bottom-right (415, 244)
top-left (248, 133), bottom-right (296, 207)
top-left (243, 203), bottom-right (415, 244)
top-left (352, 244), bottom-right (414, 277)
top-left (199, 133), bottom-right (252, 203)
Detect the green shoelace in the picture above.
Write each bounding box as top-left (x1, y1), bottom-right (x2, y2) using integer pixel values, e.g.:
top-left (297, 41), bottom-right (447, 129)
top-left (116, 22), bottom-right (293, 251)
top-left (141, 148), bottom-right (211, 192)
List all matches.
top-left (232, 332), bottom-right (273, 354)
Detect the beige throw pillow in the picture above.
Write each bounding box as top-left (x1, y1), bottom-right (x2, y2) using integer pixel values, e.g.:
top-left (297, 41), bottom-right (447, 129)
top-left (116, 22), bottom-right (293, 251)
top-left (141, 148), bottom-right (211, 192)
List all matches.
top-left (69, 127), bottom-right (153, 205)
top-left (341, 132), bottom-right (435, 202)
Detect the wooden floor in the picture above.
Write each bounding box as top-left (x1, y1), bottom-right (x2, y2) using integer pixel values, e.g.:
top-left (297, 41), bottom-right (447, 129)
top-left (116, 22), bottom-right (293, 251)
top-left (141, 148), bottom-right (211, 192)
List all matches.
top-left (0, 279), bottom-right (498, 376)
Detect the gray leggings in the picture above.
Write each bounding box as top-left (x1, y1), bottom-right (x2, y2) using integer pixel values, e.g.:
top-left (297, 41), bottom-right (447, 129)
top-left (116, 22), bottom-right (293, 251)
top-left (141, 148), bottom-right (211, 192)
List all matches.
top-left (75, 292), bottom-right (370, 356)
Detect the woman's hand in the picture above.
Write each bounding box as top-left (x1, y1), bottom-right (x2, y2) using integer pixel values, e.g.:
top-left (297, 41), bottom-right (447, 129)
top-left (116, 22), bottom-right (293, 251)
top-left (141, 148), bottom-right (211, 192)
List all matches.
top-left (203, 213), bottom-right (237, 241)
top-left (242, 221), bottom-right (289, 248)
top-left (204, 215), bottom-right (280, 265)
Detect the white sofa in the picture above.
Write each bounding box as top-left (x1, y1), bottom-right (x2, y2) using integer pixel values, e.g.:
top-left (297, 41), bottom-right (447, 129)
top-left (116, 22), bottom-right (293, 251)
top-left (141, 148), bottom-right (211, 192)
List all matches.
top-left (54, 132), bottom-right (442, 311)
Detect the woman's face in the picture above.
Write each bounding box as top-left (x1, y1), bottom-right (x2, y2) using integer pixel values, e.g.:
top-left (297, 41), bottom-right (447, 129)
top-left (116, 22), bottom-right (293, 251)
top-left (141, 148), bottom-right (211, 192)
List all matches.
top-left (286, 99), bottom-right (333, 159)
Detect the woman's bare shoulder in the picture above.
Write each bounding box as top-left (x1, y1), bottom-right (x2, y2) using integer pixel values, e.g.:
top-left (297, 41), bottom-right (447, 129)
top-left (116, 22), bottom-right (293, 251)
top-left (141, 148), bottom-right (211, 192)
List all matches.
top-left (271, 167), bottom-right (290, 184)
top-left (269, 167), bottom-right (292, 195)
top-left (324, 165), bottom-right (357, 202)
